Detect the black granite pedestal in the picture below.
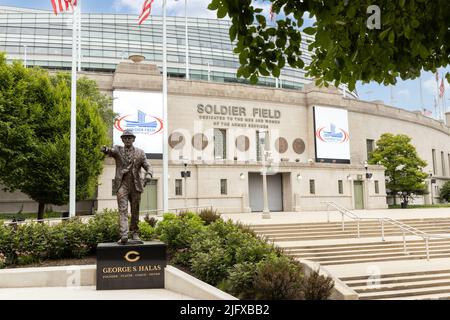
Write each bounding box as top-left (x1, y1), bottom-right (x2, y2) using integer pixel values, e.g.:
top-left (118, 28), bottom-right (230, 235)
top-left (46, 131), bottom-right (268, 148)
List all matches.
top-left (96, 241), bottom-right (167, 290)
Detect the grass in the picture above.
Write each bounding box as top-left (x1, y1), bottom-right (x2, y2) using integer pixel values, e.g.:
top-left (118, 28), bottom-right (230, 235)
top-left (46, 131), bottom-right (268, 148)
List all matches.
top-left (389, 204), bottom-right (450, 209)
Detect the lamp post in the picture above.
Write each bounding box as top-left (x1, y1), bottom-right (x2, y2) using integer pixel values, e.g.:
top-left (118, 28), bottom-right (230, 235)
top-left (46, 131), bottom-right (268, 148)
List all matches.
top-left (22, 45), bottom-right (27, 68)
top-left (181, 159), bottom-right (190, 209)
top-left (429, 172), bottom-right (435, 205)
top-left (261, 130), bottom-right (271, 219)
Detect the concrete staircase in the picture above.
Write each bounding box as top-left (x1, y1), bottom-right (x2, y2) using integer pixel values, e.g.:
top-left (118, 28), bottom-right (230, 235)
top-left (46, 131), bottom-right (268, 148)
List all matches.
top-left (251, 217), bottom-right (450, 299)
top-left (341, 269), bottom-right (450, 300)
top-left (252, 218), bottom-right (450, 242)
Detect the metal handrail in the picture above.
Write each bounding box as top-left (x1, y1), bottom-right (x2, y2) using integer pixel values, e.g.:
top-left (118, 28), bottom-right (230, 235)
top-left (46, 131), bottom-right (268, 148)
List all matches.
top-left (322, 201), bottom-right (450, 260)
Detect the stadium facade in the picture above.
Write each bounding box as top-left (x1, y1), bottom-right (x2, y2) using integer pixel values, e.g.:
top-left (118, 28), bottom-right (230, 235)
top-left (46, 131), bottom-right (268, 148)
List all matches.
top-left (1, 6), bottom-right (449, 215)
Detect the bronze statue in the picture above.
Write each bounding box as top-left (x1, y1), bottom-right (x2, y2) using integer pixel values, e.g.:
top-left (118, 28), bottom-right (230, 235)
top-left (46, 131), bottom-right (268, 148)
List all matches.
top-left (101, 129), bottom-right (153, 245)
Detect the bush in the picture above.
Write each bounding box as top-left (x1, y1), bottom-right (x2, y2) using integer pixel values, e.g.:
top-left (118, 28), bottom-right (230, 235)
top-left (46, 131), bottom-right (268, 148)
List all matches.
top-left (440, 181), bottom-right (450, 202)
top-left (86, 209), bottom-right (120, 247)
top-left (46, 218), bottom-right (90, 259)
top-left (219, 262), bottom-right (258, 299)
top-left (198, 208), bottom-right (221, 225)
top-left (138, 221), bottom-right (155, 241)
top-left (302, 269), bottom-right (334, 300)
top-left (254, 256), bottom-right (305, 300)
top-left (190, 245), bottom-right (233, 286)
top-left (155, 212), bottom-right (205, 249)
top-left (144, 215), bottom-right (158, 227)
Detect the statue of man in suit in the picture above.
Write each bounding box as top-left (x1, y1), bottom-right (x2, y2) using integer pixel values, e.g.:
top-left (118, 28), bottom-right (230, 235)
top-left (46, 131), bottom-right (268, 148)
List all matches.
top-left (101, 129), bottom-right (153, 245)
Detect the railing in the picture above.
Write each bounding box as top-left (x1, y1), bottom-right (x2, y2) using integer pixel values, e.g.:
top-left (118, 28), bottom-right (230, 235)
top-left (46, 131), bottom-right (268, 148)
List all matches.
top-left (322, 201), bottom-right (450, 260)
top-left (1, 205), bottom-right (215, 226)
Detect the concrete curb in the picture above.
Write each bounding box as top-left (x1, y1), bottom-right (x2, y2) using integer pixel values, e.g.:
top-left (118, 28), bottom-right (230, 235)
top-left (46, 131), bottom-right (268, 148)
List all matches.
top-left (298, 259), bottom-right (359, 300)
top-left (0, 264), bottom-right (237, 300)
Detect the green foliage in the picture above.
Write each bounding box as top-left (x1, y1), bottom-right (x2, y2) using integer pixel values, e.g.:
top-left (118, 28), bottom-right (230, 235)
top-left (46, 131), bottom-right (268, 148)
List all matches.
top-left (302, 269), bottom-right (334, 300)
top-left (138, 221), bottom-right (155, 241)
top-left (144, 215), bottom-right (158, 227)
top-left (0, 53), bottom-right (110, 219)
top-left (440, 181), bottom-right (450, 202)
top-left (253, 256), bottom-right (305, 300)
top-left (190, 245), bottom-right (233, 286)
top-left (0, 209), bottom-right (119, 268)
top-left (218, 262), bottom-right (259, 299)
top-left (369, 133), bottom-right (428, 203)
top-left (208, 1), bottom-right (450, 90)
top-left (198, 208), bottom-right (222, 225)
top-left (155, 212), bottom-right (205, 249)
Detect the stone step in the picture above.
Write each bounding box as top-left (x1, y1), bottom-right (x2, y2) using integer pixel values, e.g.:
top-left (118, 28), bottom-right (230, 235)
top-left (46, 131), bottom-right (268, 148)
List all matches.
top-left (259, 226), bottom-right (450, 236)
top-left (345, 272), bottom-right (450, 287)
top-left (381, 292), bottom-right (450, 300)
top-left (341, 269), bottom-right (450, 282)
top-left (289, 244), bottom-right (450, 258)
top-left (352, 279), bottom-right (450, 293)
top-left (294, 248), bottom-right (450, 263)
top-left (300, 252), bottom-right (450, 266)
top-left (358, 285), bottom-right (450, 300)
top-left (280, 239), bottom-right (450, 251)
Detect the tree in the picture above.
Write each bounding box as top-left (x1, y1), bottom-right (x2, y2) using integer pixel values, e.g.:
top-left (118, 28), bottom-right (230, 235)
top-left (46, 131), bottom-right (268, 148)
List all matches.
top-left (368, 133), bottom-right (428, 206)
top-left (439, 181), bottom-right (450, 202)
top-left (208, 0), bottom-right (450, 90)
top-left (0, 53), bottom-right (112, 219)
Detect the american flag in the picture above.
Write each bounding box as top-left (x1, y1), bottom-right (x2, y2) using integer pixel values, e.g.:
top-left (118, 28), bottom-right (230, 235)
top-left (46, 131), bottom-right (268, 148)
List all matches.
top-left (138, 0), bottom-right (155, 25)
top-left (51, 0), bottom-right (77, 15)
top-left (440, 78), bottom-right (445, 98)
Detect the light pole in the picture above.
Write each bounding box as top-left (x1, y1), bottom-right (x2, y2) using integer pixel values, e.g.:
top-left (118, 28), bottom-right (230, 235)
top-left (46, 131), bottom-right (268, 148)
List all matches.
top-left (181, 158), bottom-right (191, 209)
top-left (261, 130), bottom-right (271, 219)
top-left (429, 172), bottom-right (435, 205)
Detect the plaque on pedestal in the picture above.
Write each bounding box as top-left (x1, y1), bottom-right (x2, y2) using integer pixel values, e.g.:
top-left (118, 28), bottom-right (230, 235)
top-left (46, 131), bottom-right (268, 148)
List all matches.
top-left (96, 241), bottom-right (167, 290)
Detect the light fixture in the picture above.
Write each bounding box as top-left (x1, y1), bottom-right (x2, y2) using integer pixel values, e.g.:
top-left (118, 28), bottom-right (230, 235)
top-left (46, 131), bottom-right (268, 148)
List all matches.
top-left (308, 159), bottom-right (314, 164)
top-left (240, 173), bottom-right (245, 180)
top-left (296, 173), bottom-right (303, 181)
top-left (347, 174), bottom-right (353, 181)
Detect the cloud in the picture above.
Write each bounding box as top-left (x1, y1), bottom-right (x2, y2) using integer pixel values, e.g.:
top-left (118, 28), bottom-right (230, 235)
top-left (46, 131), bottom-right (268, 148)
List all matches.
top-left (113, 0), bottom-right (218, 19)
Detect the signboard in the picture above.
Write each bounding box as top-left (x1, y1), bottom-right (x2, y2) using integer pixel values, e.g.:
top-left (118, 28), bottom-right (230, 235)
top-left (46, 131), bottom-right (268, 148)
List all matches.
top-left (314, 106), bottom-right (351, 164)
top-left (113, 90), bottom-right (163, 157)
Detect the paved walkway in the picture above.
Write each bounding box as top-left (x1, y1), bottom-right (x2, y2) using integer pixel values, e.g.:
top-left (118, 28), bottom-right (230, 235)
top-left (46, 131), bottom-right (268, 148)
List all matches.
top-left (0, 287), bottom-right (194, 300)
top-left (221, 208), bottom-right (450, 225)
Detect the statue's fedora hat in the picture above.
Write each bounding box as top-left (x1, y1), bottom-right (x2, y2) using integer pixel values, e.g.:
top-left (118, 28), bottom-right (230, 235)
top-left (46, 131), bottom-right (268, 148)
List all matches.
top-left (121, 129), bottom-right (136, 138)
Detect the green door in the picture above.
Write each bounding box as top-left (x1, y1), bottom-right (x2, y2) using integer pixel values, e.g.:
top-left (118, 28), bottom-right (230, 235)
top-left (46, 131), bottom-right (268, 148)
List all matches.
top-left (354, 181), bottom-right (364, 209)
top-left (140, 179), bottom-right (157, 214)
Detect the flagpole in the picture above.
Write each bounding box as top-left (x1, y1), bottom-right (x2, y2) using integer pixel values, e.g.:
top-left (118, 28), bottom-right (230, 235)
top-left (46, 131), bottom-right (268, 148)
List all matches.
top-left (419, 73), bottom-right (423, 110)
top-left (77, 0), bottom-right (82, 72)
top-left (185, 0), bottom-right (189, 80)
top-left (69, 4), bottom-right (79, 218)
top-left (163, 0), bottom-right (169, 213)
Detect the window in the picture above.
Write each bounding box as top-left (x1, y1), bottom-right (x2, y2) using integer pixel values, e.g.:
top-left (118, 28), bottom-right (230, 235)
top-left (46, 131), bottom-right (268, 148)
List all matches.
top-left (214, 128), bottom-right (227, 160)
top-left (366, 139), bottom-right (375, 161)
top-left (338, 180), bottom-right (343, 194)
top-left (432, 149), bottom-right (437, 175)
top-left (375, 180), bottom-right (380, 194)
top-left (220, 179), bottom-right (227, 195)
top-left (309, 180), bottom-right (315, 194)
top-left (175, 179), bottom-right (183, 196)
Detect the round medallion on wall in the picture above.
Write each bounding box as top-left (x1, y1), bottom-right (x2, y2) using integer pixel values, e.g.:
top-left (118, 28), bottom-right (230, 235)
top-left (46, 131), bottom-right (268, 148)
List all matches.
top-left (293, 138), bottom-right (306, 155)
top-left (235, 135), bottom-right (250, 152)
top-left (275, 137), bottom-right (288, 154)
top-left (191, 133), bottom-right (209, 150)
top-left (168, 132), bottom-right (185, 150)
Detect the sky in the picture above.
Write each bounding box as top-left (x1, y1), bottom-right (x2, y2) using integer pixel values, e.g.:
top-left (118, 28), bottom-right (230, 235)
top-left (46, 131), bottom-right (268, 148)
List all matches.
top-left (1, 0), bottom-right (449, 117)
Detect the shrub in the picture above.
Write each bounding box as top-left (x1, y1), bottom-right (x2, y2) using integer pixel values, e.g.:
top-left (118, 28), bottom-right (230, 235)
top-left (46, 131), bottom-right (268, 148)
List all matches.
top-left (13, 222), bottom-right (51, 264)
top-left (155, 212), bottom-right (205, 249)
top-left (219, 262), bottom-right (258, 299)
top-left (86, 209), bottom-right (120, 247)
top-left (302, 269), bottom-right (334, 300)
top-left (254, 256), bottom-right (304, 300)
top-left (144, 215), bottom-right (158, 227)
top-left (440, 181), bottom-right (450, 202)
top-left (46, 218), bottom-right (90, 259)
top-left (198, 208), bottom-right (221, 225)
top-left (0, 222), bottom-right (16, 265)
top-left (138, 221), bottom-right (155, 241)
top-left (190, 245), bottom-right (233, 286)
